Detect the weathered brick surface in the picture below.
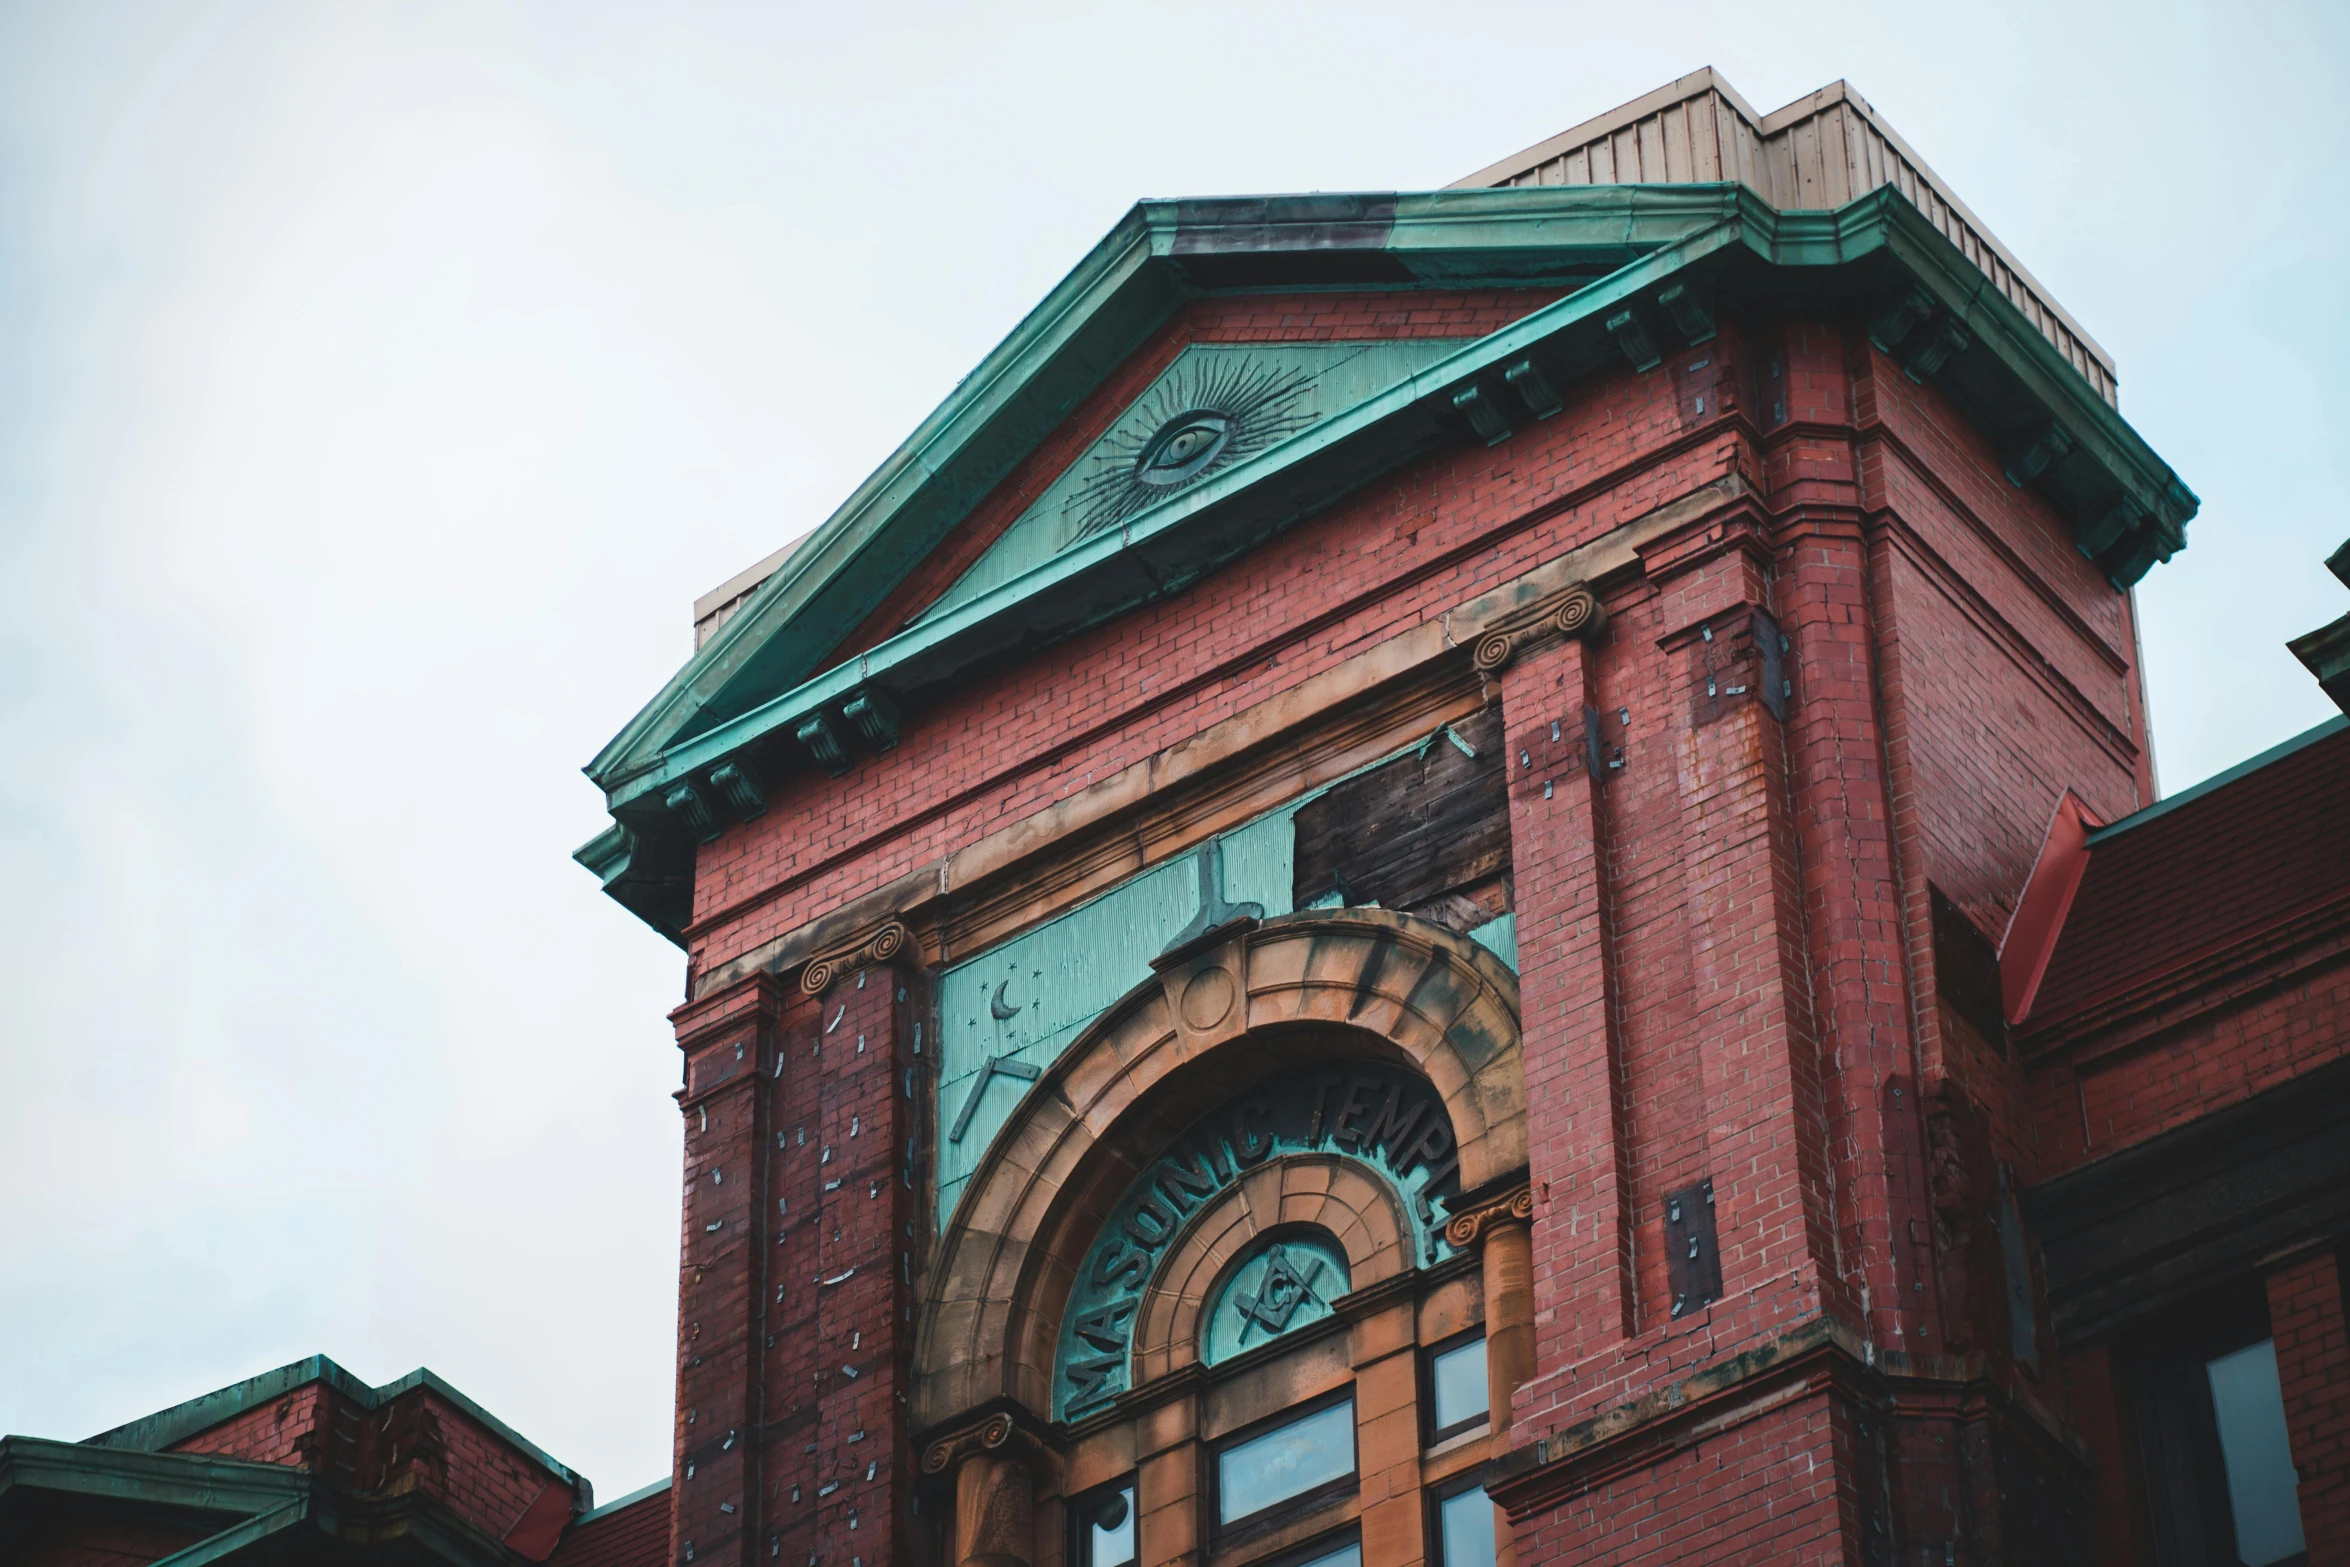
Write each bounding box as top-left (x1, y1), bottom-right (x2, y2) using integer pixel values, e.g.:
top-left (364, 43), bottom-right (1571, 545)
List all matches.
top-left (1512, 1394), bottom-right (1847, 1565)
top-left (683, 323), bottom-right (1735, 972)
top-left (670, 965), bottom-right (925, 1567)
top-left (655, 281), bottom-right (2324, 1567)
top-left (2268, 1248), bottom-right (2350, 1565)
top-left (160, 1375), bottom-right (566, 1547)
top-left (165, 1382), bottom-right (330, 1468)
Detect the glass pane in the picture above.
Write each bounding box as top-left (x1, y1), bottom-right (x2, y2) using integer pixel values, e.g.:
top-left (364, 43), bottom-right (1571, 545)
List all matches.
top-left (1296, 1544), bottom-right (1361, 1567)
top-left (1084, 1485), bottom-right (1135, 1567)
top-left (1430, 1337), bottom-right (1488, 1433)
top-left (2204, 1339), bottom-right (2306, 1567)
top-left (1217, 1399), bottom-right (1355, 1523)
top-left (1438, 1487), bottom-right (1497, 1567)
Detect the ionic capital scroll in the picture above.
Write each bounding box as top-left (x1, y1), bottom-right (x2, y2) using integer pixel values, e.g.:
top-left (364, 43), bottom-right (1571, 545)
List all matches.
top-left (1443, 1184), bottom-right (1535, 1250)
top-left (797, 917), bottom-right (912, 996)
top-left (1471, 582), bottom-right (1606, 673)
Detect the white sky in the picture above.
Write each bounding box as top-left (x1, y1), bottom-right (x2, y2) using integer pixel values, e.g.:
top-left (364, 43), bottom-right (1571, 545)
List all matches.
top-left (2, 0), bottom-right (2343, 1500)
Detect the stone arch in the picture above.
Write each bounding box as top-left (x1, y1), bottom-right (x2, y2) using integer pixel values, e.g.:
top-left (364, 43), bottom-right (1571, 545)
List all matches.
top-left (1131, 1153), bottom-right (1411, 1385)
top-left (913, 907), bottom-right (1522, 1428)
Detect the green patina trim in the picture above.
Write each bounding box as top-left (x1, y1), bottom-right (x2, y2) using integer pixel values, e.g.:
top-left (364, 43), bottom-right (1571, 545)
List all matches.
top-left (1202, 1233), bottom-right (1351, 1368)
top-left (82, 1353), bottom-right (581, 1496)
top-left (148, 1497), bottom-right (310, 1567)
top-left (583, 184), bottom-right (2199, 942)
top-left (1053, 1063), bottom-right (1461, 1420)
top-left (609, 202), bottom-right (1751, 811)
top-left (919, 339), bottom-right (1482, 625)
top-left (0, 1435), bottom-right (307, 1514)
top-left (931, 723), bottom-right (1515, 1218)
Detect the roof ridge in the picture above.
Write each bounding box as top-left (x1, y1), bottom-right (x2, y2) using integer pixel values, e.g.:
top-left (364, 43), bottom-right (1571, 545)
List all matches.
top-left (2086, 713), bottom-right (2349, 845)
top-left (79, 1353), bottom-right (581, 1493)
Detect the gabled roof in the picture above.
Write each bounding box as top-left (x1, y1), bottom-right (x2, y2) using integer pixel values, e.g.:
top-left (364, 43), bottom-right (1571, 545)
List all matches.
top-left (1, 1355), bottom-right (591, 1567)
top-left (2010, 715), bottom-right (2350, 1038)
top-left (84, 1353), bottom-right (579, 1491)
top-left (580, 86), bottom-right (2201, 945)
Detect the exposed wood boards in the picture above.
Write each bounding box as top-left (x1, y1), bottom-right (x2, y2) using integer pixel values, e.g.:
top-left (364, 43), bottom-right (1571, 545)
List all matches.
top-left (1455, 70), bottom-right (2119, 407)
top-left (688, 476), bottom-right (1749, 999)
top-left (1291, 706), bottom-right (1509, 913)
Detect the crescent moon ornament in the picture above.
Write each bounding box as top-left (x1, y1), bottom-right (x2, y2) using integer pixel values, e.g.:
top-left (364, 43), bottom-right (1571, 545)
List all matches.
top-left (989, 981), bottom-right (1021, 1021)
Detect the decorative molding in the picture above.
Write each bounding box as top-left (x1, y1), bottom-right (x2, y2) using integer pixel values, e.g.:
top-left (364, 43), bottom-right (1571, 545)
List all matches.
top-left (689, 475), bottom-right (1749, 990)
top-left (1442, 1184), bottom-right (1534, 1249)
top-left (2003, 424), bottom-right (2075, 488)
top-left (1471, 581), bottom-right (1607, 673)
top-left (665, 782), bottom-right (720, 845)
top-left (710, 760), bottom-right (766, 820)
top-left (1656, 283), bottom-right (1716, 345)
top-left (1504, 358), bottom-right (1563, 419)
top-left (797, 918), bottom-right (912, 996)
top-left (1900, 316), bottom-right (1971, 382)
top-left (1868, 285), bottom-right (1937, 353)
top-left (918, 1409), bottom-right (1048, 1476)
top-left (1604, 308), bottom-right (1662, 373)
top-left (587, 185), bottom-right (2194, 837)
top-left (843, 688), bottom-right (900, 753)
top-left (1452, 383), bottom-right (1512, 446)
top-left (796, 711), bottom-right (851, 777)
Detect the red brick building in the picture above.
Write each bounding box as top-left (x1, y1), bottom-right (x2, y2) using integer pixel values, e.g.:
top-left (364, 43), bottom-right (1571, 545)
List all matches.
top-left (10, 70), bottom-right (2345, 1567)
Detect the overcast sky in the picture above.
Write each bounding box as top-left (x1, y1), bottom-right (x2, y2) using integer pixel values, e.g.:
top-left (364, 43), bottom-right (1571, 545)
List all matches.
top-left (2, 0), bottom-right (2343, 1500)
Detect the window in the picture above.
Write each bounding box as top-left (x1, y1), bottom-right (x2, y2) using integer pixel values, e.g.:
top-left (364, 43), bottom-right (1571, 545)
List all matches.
top-left (1426, 1333), bottom-right (1488, 1442)
top-left (1071, 1482), bottom-right (1135, 1567)
top-left (2204, 1340), bottom-right (2305, 1567)
top-left (1215, 1396), bottom-right (1356, 1527)
top-left (1287, 1540), bottom-right (1361, 1567)
top-left (2130, 1282), bottom-right (2309, 1566)
top-left (1435, 1484), bottom-right (1496, 1567)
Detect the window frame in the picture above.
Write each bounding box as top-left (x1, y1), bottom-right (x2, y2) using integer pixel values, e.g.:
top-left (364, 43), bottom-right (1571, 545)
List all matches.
top-left (1206, 1385), bottom-right (1360, 1543)
top-left (1066, 1475), bottom-right (1139, 1567)
top-left (2125, 1277), bottom-right (2308, 1567)
top-left (1427, 1471), bottom-right (1499, 1567)
top-left (1244, 1525), bottom-right (1364, 1567)
top-left (1420, 1327), bottom-right (1491, 1446)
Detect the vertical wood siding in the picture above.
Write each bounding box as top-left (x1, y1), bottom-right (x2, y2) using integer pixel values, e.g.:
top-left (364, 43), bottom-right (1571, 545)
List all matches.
top-left (1459, 76), bottom-right (2120, 407)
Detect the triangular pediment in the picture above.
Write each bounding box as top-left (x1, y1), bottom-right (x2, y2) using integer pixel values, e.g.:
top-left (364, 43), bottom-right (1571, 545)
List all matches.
top-left (580, 169), bottom-right (2199, 943)
top-left (918, 339), bottom-right (1476, 625)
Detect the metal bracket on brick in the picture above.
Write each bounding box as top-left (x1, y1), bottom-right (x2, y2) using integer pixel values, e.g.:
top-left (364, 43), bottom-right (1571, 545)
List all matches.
top-left (1665, 1177), bottom-right (1723, 1318)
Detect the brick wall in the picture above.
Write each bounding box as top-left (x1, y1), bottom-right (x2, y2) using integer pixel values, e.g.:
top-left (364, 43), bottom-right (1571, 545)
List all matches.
top-left (1515, 1394), bottom-right (1847, 1566)
top-left (670, 964), bottom-right (925, 1567)
top-left (2026, 957), bottom-right (2350, 1180)
top-left (670, 293), bottom-right (2165, 1565)
top-left (2268, 1248), bottom-right (2350, 1565)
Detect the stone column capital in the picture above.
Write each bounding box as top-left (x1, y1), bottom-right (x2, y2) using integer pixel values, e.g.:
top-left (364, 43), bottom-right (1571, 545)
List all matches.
top-left (1444, 1184), bottom-right (1535, 1250)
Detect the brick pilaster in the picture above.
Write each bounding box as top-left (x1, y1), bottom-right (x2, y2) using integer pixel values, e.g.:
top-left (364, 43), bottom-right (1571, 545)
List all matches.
top-left (2268, 1247), bottom-right (2350, 1565)
top-left (674, 963), bottom-right (927, 1567)
top-left (1495, 628), bottom-right (1631, 1409)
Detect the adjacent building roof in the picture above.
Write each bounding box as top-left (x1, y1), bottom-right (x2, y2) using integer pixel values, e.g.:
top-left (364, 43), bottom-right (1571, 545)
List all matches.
top-left (2013, 715), bottom-right (2350, 1036)
top-left (2, 1355), bottom-right (594, 1567)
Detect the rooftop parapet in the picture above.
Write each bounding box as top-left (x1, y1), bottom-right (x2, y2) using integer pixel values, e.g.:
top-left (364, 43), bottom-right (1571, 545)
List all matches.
top-left (1456, 69), bottom-right (2119, 406)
